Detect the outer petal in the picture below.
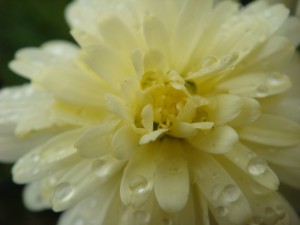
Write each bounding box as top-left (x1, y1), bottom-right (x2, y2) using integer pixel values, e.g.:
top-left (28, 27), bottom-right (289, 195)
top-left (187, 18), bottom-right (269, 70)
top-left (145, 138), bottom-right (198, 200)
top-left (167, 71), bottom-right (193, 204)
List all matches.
top-left (0, 123), bottom-right (63, 163)
top-left (238, 114), bottom-right (300, 147)
top-left (191, 151), bottom-right (252, 224)
top-left (9, 41), bottom-right (78, 79)
top-left (120, 144), bottom-right (157, 208)
top-left (154, 140), bottom-right (189, 213)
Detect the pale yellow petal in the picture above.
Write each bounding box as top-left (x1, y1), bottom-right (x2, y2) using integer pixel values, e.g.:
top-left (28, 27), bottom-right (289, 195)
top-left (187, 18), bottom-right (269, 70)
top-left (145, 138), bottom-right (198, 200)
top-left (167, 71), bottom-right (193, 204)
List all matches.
top-left (112, 125), bottom-right (140, 160)
top-left (81, 44), bottom-right (135, 85)
top-left (75, 123), bottom-right (118, 158)
top-left (192, 152), bottom-right (252, 224)
top-left (23, 181), bottom-right (50, 211)
top-left (12, 129), bottom-right (83, 184)
top-left (208, 94), bottom-right (242, 125)
top-left (188, 126), bottom-right (238, 154)
top-left (120, 146), bottom-right (157, 208)
top-left (229, 97), bottom-right (261, 126)
top-left (52, 156), bottom-right (124, 211)
top-left (0, 123), bottom-right (64, 163)
top-left (9, 41), bottom-right (78, 79)
top-left (238, 114), bottom-right (300, 147)
top-left (98, 15), bottom-right (137, 52)
top-left (36, 66), bottom-right (107, 108)
top-left (139, 129), bottom-right (168, 145)
top-left (154, 140), bottom-right (189, 213)
top-left (224, 143), bottom-right (279, 190)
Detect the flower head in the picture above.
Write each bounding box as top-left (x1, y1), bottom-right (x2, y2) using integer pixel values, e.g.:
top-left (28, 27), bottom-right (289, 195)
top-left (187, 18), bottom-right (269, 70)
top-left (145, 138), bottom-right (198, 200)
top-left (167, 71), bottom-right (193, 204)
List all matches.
top-left (1, 0), bottom-right (300, 224)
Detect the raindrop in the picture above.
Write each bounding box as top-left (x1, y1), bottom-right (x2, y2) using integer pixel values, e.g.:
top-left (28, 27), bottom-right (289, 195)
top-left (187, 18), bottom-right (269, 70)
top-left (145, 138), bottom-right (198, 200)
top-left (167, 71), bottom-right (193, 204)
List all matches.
top-left (91, 159), bottom-right (110, 178)
top-left (54, 182), bottom-right (74, 201)
top-left (222, 185), bottom-right (240, 203)
top-left (266, 72), bottom-right (283, 86)
top-left (133, 210), bottom-right (151, 224)
top-left (129, 175), bottom-right (148, 194)
top-left (31, 153), bottom-right (40, 162)
top-left (256, 85), bottom-right (269, 98)
top-left (201, 56), bottom-right (218, 68)
top-left (248, 158), bottom-right (267, 176)
top-left (216, 206), bottom-right (228, 217)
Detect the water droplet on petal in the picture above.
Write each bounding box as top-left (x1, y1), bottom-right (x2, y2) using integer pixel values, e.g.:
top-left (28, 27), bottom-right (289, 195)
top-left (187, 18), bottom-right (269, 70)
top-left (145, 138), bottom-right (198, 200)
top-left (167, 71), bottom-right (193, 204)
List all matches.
top-left (133, 210), bottom-right (151, 224)
top-left (54, 182), bottom-right (74, 201)
top-left (256, 85), bottom-right (269, 97)
top-left (129, 175), bottom-right (148, 194)
top-left (91, 159), bottom-right (110, 178)
top-left (266, 72), bottom-right (283, 86)
top-left (201, 56), bottom-right (218, 68)
top-left (216, 206), bottom-right (228, 217)
top-left (31, 153), bottom-right (40, 162)
top-left (248, 158), bottom-right (267, 176)
top-left (222, 185), bottom-right (240, 203)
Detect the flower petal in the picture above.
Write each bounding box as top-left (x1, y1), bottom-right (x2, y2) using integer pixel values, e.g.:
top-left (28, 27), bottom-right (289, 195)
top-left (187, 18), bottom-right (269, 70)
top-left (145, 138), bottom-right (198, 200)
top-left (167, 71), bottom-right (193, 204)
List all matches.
top-left (12, 129), bottom-right (83, 184)
top-left (36, 66), bottom-right (108, 109)
top-left (217, 71), bottom-right (291, 98)
top-left (139, 129), bottom-right (168, 145)
top-left (224, 143), bottom-right (279, 190)
top-left (0, 123), bottom-right (63, 163)
top-left (188, 126), bottom-right (238, 154)
top-left (52, 156), bottom-right (124, 211)
top-left (192, 152), bottom-right (252, 224)
top-left (120, 145), bottom-right (157, 208)
top-left (81, 44), bottom-right (135, 85)
top-left (111, 125), bottom-right (140, 160)
top-left (238, 114), bottom-right (300, 147)
top-left (208, 94), bottom-right (242, 125)
top-left (57, 178), bottom-right (119, 225)
top-left (154, 140), bottom-right (189, 213)
top-left (75, 122), bottom-right (118, 158)
top-left (9, 41), bottom-right (78, 79)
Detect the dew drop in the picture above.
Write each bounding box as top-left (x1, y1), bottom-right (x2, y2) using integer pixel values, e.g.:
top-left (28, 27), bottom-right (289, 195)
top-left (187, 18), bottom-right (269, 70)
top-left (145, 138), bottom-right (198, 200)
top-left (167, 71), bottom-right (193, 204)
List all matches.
top-left (201, 56), bottom-right (218, 68)
top-left (222, 185), bottom-right (240, 203)
top-left (133, 210), bottom-right (151, 224)
top-left (256, 85), bottom-right (269, 98)
top-left (216, 206), bottom-right (228, 217)
top-left (91, 159), bottom-right (110, 178)
top-left (248, 158), bottom-right (267, 176)
top-left (129, 175), bottom-right (148, 194)
top-left (266, 72), bottom-right (283, 86)
top-left (54, 182), bottom-right (74, 201)
top-left (31, 153), bottom-right (40, 162)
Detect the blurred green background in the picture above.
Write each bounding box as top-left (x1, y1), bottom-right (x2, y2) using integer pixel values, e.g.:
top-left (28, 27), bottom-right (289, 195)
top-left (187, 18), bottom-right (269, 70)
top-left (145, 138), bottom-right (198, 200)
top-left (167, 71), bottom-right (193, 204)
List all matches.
top-left (0, 0), bottom-right (72, 224)
top-left (0, 0), bottom-right (299, 225)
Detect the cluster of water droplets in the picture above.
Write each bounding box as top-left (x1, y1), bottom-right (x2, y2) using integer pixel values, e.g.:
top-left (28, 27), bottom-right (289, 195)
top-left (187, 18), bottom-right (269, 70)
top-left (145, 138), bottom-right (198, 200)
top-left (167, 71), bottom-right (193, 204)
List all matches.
top-left (246, 205), bottom-right (289, 225)
top-left (211, 184), bottom-right (241, 217)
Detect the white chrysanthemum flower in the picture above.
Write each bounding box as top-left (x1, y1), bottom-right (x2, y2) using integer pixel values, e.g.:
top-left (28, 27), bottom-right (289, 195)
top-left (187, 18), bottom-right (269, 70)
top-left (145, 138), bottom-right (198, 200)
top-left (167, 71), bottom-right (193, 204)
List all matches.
top-left (1, 0), bottom-right (300, 224)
